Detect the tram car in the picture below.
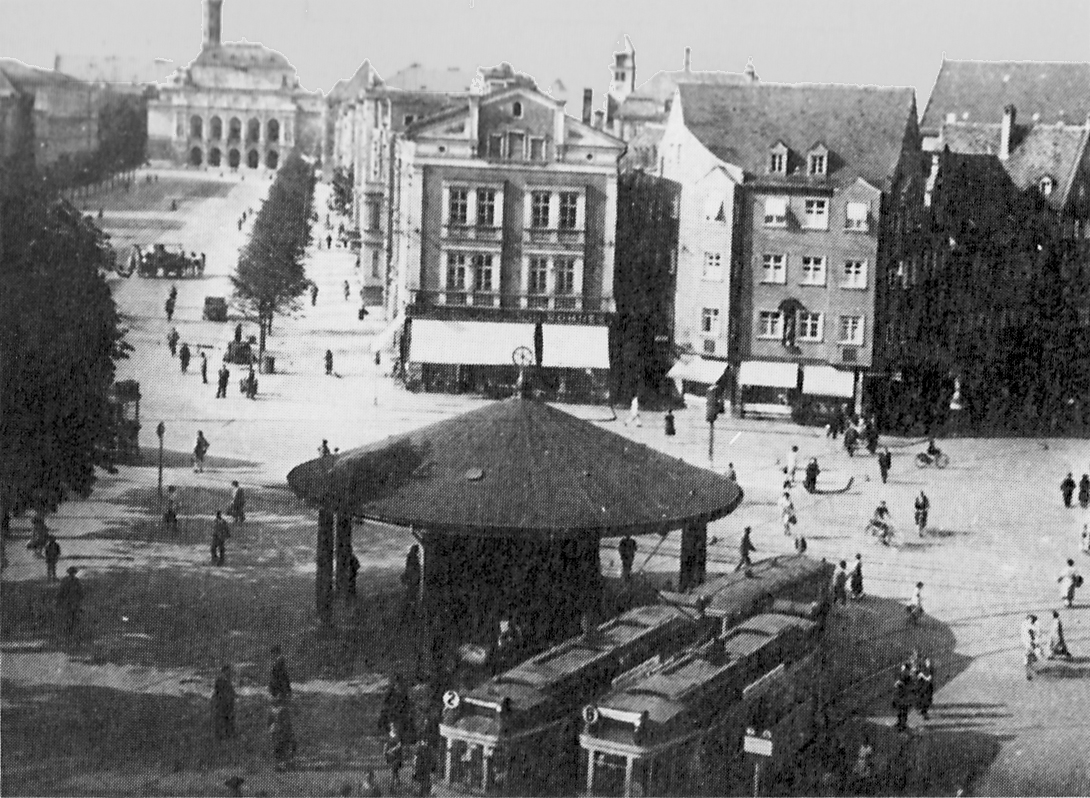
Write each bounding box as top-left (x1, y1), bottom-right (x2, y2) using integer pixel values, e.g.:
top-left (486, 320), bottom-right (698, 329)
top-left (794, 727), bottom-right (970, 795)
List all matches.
top-left (438, 555), bottom-right (831, 796)
top-left (579, 611), bottom-right (825, 797)
top-left (438, 604), bottom-right (715, 796)
top-left (134, 244), bottom-right (205, 278)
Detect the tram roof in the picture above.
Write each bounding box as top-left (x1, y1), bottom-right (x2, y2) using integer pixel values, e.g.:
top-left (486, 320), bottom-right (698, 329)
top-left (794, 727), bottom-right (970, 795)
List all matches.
top-left (287, 395), bottom-right (743, 537)
top-left (671, 554), bottom-right (833, 618)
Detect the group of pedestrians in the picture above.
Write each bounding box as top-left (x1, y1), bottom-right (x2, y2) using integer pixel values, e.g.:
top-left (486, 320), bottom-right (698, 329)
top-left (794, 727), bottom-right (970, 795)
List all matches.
top-left (1060, 471), bottom-right (1090, 508)
top-left (831, 555), bottom-right (866, 603)
top-left (378, 675), bottom-right (438, 795)
top-left (1022, 609), bottom-right (1074, 680)
top-left (892, 652), bottom-right (935, 731)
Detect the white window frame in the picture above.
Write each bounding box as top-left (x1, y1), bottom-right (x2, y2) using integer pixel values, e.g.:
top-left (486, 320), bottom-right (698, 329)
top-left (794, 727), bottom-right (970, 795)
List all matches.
top-left (488, 133), bottom-right (504, 158)
top-left (529, 137), bottom-right (546, 162)
top-left (554, 256), bottom-right (576, 295)
top-left (839, 315), bottom-right (865, 345)
top-left (845, 201), bottom-right (869, 231)
top-left (702, 251), bottom-right (724, 282)
top-left (530, 190), bottom-right (551, 228)
top-left (808, 153), bottom-right (826, 176)
top-left (558, 191), bottom-right (580, 229)
top-left (446, 251), bottom-right (467, 290)
top-left (798, 312), bottom-right (823, 342)
top-left (508, 131), bottom-right (526, 161)
top-left (800, 255), bottom-right (826, 286)
top-left (448, 187), bottom-right (469, 226)
top-left (761, 253), bottom-right (787, 284)
top-left (528, 256), bottom-right (548, 295)
top-left (769, 152), bottom-right (785, 174)
top-left (472, 253), bottom-right (494, 292)
top-left (701, 307), bottom-right (721, 337)
top-left (763, 196), bottom-right (787, 227)
top-left (803, 198), bottom-right (828, 230)
top-left (758, 311), bottom-right (783, 339)
top-left (476, 188), bottom-right (496, 227)
top-left (842, 260), bottom-right (867, 289)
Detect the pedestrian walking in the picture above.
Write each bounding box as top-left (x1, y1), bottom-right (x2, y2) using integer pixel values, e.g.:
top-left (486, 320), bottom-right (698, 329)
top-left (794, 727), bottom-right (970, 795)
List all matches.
top-left (726, 462), bottom-right (737, 482)
top-left (28, 512), bottom-right (48, 556)
top-left (832, 561), bottom-right (849, 605)
top-left (878, 447), bottom-right (892, 484)
top-left (1058, 558), bottom-right (1082, 608)
top-left (803, 457), bottom-right (819, 493)
top-left (311, 283), bottom-right (318, 306)
top-left (892, 671), bottom-right (912, 732)
top-left (906, 581), bottom-right (925, 625)
top-left (844, 424), bottom-right (858, 457)
top-left (163, 485), bottom-right (179, 533)
top-left (319, 439), bottom-right (332, 458)
top-left (269, 645), bottom-right (292, 703)
top-left (1061, 472), bottom-right (1077, 507)
top-left (44, 534), bottom-right (61, 581)
top-left (1079, 474), bottom-right (1090, 509)
top-left (384, 724), bottom-right (404, 791)
top-left (200, 351), bottom-right (208, 384)
top-left (56, 566), bottom-right (83, 637)
top-left (401, 544), bottom-right (421, 619)
top-left (165, 295), bottom-right (176, 321)
top-left (785, 445), bottom-right (799, 485)
top-left (234, 323), bottom-right (243, 344)
top-left (325, 349), bottom-right (334, 376)
top-left (1082, 524), bottom-right (1090, 556)
top-left (343, 280), bottom-right (351, 301)
top-left (779, 491), bottom-right (797, 537)
top-left (914, 490), bottom-right (930, 536)
top-left (211, 511), bottom-right (229, 565)
top-left (413, 738), bottom-right (435, 797)
top-left (327, 233), bottom-right (333, 250)
top-left (269, 704), bottom-right (297, 771)
top-left (216, 364), bottom-right (230, 398)
top-left (623, 394), bottom-right (642, 427)
top-left (179, 343), bottom-right (191, 373)
top-left (169, 284), bottom-right (178, 303)
top-left (245, 366), bottom-right (257, 399)
top-left (850, 553), bottom-right (864, 599)
top-left (618, 535), bottom-right (637, 581)
top-left (167, 327), bottom-right (180, 357)
top-left (229, 481), bottom-right (246, 524)
top-left (193, 431), bottom-right (210, 473)
top-left (346, 551), bottom-right (360, 602)
top-left (211, 664), bottom-right (238, 739)
top-left (865, 417), bottom-right (879, 455)
top-left (1021, 614), bottom-right (1042, 680)
top-left (1046, 610), bottom-right (1072, 660)
top-left (914, 659), bottom-right (934, 719)
top-left (736, 526), bottom-right (756, 571)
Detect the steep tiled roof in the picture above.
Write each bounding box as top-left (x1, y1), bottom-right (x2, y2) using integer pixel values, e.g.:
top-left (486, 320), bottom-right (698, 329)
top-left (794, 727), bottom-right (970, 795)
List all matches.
top-left (921, 60), bottom-right (1090, 135)
top-left (385, 63), bottom-right (474, 93)
top-left (618, 68), bottom-right (755, 121)
top-left (679, 82), bottom-right (916, 191)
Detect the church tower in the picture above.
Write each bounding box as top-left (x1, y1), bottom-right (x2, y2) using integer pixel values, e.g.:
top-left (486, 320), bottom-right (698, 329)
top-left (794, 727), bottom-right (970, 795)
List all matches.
top-left (204, 0), bottom-right (223, 49)
top-left (608, 35), bottom-right (636, 104)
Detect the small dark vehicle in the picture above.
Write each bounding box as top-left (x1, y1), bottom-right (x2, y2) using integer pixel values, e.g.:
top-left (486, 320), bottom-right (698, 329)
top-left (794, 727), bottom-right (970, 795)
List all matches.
top-left (203, 296), bottom-right (228, 322)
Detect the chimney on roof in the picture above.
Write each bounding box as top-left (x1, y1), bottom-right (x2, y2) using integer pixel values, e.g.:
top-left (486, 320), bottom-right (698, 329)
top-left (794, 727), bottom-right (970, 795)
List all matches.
top-left (1000, 104), bottom-right (1016, 161)
top-left (684, 47), bottom-right (692, 73)
top-left (593, 109), bottom-right (604, 130)
top-left (582, 89), bottom-right (593, 125)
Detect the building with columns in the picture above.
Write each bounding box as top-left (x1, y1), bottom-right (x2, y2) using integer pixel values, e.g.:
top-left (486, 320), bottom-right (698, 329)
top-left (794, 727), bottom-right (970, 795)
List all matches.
top-left (146, 0), bottom-right (323, 169)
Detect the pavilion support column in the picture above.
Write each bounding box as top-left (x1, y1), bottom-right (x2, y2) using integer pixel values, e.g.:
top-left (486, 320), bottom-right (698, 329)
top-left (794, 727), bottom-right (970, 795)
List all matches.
top-left (335, 513), bottom-right (353, 595)
top-left (679, 521), bottom-right (707, 592)
top-left (316, 508), bottom-right (335, 623)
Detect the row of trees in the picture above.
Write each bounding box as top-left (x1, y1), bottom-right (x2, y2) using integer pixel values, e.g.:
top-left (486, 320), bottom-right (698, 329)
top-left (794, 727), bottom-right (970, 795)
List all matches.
top-left (231, 151), bottom-right (316, 359)
top-left (41, 92), bottom-right (149, 192)
top-left (0, 157), bottom-right (131, 533)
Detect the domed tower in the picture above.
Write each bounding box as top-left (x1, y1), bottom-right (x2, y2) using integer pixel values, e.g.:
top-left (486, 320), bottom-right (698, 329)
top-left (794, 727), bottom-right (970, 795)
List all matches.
top-left (608, 34), bottom-right (636, 104)
top-left (203, 0), bottom-right (224, 49)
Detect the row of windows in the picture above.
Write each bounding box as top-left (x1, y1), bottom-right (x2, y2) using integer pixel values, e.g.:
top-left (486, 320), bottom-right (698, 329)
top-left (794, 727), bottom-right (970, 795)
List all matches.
top-left (760, 254), bottom-right (867, 288)
top-left (447, 188), bottom-right (580, 229)
top-left (183, 115), bottom-right (282, 144)
top-left (768, 144), bottom-right (827, 177)
top-left (761, 196), bottom-right (869, 231)
top-left (754, 311), bottom-right (865, 345)
top-left (445, 253), bottom-right (578, 295)
top-left (486, 131), bottom-right (549, 162)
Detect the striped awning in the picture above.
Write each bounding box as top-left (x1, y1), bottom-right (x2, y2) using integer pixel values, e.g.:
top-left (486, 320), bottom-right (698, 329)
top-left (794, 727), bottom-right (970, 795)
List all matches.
top-left (409, 320), bottom-right (535, 366)
top-left (738, 360), bottom-right (799, 389)
top-left (802, 365), bottom-right (855, 398)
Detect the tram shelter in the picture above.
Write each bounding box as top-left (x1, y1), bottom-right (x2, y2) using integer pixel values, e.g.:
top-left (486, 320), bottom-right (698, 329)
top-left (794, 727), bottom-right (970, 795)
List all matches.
top-left (286, 390), bottom-right (743, 657)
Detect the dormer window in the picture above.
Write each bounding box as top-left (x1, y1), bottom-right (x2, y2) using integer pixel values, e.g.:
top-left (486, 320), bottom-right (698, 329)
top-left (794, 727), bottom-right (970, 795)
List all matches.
top-left (512, 101), bottom-right (523, 118)
top-left (808, 152), bottom-right (826, 176)
top-left (768, 142), bottom-right (788, 175)
top-left (1039, 175), bottom-right (1055, 197)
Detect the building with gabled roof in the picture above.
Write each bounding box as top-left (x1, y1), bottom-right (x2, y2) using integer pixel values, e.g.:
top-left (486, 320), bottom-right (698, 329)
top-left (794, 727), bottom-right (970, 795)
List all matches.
top-left (920, 59), bottom-right (1090, 150)
top-left (659, 81), bottom-right (921, 418)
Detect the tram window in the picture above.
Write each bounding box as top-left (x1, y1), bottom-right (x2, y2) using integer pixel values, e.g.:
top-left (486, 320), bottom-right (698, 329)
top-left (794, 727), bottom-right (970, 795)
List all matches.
top-left (594, 752), bottom-right (629, 797)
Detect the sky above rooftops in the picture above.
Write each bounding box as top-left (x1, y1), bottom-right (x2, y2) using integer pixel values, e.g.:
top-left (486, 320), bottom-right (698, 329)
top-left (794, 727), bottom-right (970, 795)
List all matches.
top-left (1, 0), bottom-right (1087, 112)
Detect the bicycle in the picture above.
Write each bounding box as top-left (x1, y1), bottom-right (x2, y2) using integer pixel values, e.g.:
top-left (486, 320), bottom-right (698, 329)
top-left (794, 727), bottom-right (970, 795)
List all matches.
top-left (865, 519), bottom-right (896, 546)
top-left (915, 450), bottom-right (950, 469)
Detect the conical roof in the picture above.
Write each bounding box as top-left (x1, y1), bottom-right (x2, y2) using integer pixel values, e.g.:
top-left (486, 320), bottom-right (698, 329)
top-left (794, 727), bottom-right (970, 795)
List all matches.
top-left (287, 397), bottom-right (742, 538)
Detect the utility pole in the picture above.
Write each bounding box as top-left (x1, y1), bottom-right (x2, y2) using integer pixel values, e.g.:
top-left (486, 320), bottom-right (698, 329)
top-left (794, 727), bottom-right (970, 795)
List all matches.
top-left (156, 421), bottom-right (165, 500)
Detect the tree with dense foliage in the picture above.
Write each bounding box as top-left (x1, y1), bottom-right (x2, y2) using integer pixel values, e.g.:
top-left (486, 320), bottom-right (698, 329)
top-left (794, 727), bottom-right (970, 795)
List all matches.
top-left (231, 152), bottom-right (315, 357)
top-left (331, 166), bottom-right (353, 217)
top-left (0, 157), bottom-right (131, 529)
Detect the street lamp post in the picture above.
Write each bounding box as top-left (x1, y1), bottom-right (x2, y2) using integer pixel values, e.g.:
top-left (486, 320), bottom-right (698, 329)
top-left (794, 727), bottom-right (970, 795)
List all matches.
top-left (156, 421), bottom-right (166, 501)
top-left (706, 387), bottom-right (721, 466)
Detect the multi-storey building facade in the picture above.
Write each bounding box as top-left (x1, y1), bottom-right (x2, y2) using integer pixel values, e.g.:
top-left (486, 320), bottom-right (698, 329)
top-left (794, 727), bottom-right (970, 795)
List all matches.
top-left (146, 0), bottom-right (324, 170)
top-left (661, 82), bottom-right (921, 418)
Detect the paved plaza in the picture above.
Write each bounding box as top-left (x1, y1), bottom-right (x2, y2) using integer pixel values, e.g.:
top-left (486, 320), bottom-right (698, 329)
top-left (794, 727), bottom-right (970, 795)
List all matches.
top-left (3, 170), bottom-right (1088, 795)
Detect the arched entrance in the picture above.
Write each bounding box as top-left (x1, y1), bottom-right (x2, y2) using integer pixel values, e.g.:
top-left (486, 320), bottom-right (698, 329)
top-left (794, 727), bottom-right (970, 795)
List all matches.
top-left (228, 148), bottom-right (240, 168)
top-left (228, 117), bottom-right (241, 142)
top-left (247, 149), bottom-right (260, 169)
top-left (190, 115), bottom-right (203, 140)
top-left (189, 146), bottom-right (203, 166)
top-left (210, 116), bottom-right (223, 141)
top-left (209, 147), bottom-right (221, 167)
top-left (265, 149), bottom-right (279, 169)
top-left (267, 118), bottom-right (280, 143)
top-left (247, 118), bottom-right (261, 143)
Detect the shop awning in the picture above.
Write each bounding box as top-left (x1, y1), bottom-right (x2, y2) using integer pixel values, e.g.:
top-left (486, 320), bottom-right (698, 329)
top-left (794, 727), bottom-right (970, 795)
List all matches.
top-left (541, 324), bottom-right (610, 369)
top-left (668, 357), bottom-right (730, 386)
top-left (802, 365), bottom-right (855, 398)
top-left (738, 360), bottom-right (799, 389)
top-left (409, 319), bottom-right (535, 366)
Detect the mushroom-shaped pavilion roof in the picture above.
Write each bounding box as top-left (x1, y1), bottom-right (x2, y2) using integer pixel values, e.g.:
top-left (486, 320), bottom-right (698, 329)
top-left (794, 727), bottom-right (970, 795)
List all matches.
top-left (287, 396), bottom-right (743, 538)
